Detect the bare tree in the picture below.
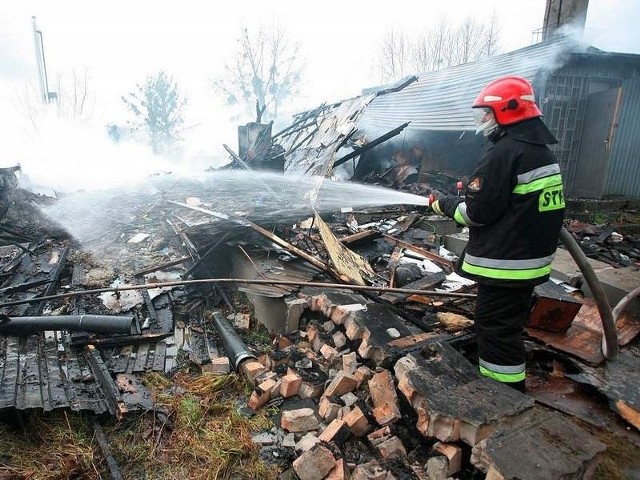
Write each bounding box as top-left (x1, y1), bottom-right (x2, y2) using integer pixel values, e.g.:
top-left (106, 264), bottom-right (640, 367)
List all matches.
top-left (122, 71), bottom-right (187, 155)
top-left (451, 17), bottom-right (488, 65)
top-left (54, 69), bottom-right (95, 121)
top-left (377, 14), bottom-right (502, 76)
top-left (482, 11), bottom-right (501, 57)
top-left (213, 23), bottom-right (304, 122)
top-left (378, 29), bottom-right (411, 83)
top-left (16, 68), bottom-right (95, 133)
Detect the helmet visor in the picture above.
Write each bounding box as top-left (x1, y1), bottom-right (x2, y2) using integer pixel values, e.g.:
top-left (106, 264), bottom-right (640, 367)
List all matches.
top-left (473, 107), bottom-right (498, 136)
top-left (473, 107), bottom-right (493, 127)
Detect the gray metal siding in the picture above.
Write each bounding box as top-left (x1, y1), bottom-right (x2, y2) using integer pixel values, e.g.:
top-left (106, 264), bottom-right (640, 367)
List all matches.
top-left (604, 76), bottom-right (640, 197)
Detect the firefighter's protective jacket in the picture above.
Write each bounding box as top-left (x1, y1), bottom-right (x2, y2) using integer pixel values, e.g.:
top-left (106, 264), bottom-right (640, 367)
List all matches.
top-left (438, 127), bottom-right (565, 287)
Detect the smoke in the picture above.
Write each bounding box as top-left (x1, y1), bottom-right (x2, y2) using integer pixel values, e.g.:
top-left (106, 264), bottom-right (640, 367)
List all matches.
top-left (5, 112), bottom-right (181, 193)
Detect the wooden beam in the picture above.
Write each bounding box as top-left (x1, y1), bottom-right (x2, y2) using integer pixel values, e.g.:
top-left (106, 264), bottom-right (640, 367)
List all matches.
top-left (382, 234), bottom-right (454, 271)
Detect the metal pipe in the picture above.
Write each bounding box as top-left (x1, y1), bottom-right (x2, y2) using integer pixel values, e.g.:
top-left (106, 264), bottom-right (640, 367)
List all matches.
top-left (0, 277), bottom-right (476, 309)
top-left (558, 227), bottom-right (618, 359)
top-left (612, 286), bottom-right (640, 324)
top-left (211, 310), bottom-right (256, 370)
top-left (0, 315), bottom-right (140, 335)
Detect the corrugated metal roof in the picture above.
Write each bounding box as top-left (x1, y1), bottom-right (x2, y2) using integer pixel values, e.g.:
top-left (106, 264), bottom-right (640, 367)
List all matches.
top-left (0, 333), bottom-right (119, 414)
top-left (358, 38), bottom-right (579, 133)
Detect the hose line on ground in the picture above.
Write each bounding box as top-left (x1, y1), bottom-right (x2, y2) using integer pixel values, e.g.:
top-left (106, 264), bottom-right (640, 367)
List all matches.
top-left (558, 227), bottom-right (618, 359)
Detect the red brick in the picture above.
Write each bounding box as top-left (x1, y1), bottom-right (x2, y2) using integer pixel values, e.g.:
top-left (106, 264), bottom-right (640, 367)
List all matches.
top-left (280, 372), bottom-right (302, 398)
top-left (344, 315), bottom-right (364, 340)
top-left (353, 366), bottom-right (372, 387)
top-left (318, 396), bottom-right (341, 422)
top-left (324, 372), bottom-right (358, 397)
top-left (281, 408), bottom-right (320, 433)
top-left (318, 418), bottom-right (348, 443)
top-left (320, 343), bottom-right (339, 361)
top-left (332, 331), bottom-right (347, 349)
top-left (367, 426), bottom-right (392, 446)
top-left (376, 436), bottom-right (406, 459)
top-left (240, 360), bottom-right (266, 382)
top-left (201, 356), bottom-right (230, 374)
top-left (293, 444), bottom-right (336, 480)
top-left (342, 352), bottom-right (357, 374)
top-left (433, 442), bottom-right (463, 475)
top-left (344, 406), bottom-right (370, 437)
top-left (247, 378), bottom-right (277, 410)
top-left (307, 324), bottom-right (320, 344)
top-left (325, 458), bottom-right (350, 480)
top-left (368, 370), bottom-right (401, 426)
top-left (276, 335), bottom-right (293, 350)
top-left (299, 381), bottom-right (324, 399)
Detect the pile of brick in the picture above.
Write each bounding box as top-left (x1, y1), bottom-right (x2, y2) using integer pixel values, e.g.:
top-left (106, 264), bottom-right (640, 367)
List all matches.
top-left (240, 289), bottom-right (607, 480)
top-left (241, 290), bottom-right (464, 480)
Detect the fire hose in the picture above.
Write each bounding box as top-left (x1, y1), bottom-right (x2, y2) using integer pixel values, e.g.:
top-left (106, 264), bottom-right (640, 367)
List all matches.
top-left (558, 227), bottom-right (640, 360)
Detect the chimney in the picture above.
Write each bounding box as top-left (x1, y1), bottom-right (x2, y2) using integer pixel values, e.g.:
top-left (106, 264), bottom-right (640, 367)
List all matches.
top-left (543, 0), bottom-right (590, 41)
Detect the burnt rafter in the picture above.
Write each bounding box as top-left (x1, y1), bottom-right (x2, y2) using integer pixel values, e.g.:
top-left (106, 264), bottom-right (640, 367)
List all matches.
top-left (332, 121), bottom-right (410, 169)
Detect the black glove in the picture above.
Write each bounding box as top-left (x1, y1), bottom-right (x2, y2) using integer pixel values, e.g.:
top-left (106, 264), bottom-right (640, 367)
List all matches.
top-left (432, 196), bottom-right (463, 219)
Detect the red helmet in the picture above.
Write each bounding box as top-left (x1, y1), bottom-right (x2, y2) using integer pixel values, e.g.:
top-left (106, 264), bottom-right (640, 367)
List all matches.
top-left (472, 76), bottom-right (543, 126)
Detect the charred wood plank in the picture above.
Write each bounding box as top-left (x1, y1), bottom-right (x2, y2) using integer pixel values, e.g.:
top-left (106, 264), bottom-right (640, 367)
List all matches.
top-left (0, 278), bottom-right (51, 295)
top-left (133, 256), bottom-right (191, 277)
top-left (25, 245), bottom-right (70, 316)
top-left (332, 122), bottom-right (410, 169)
top-left (380, 271), bottom-right (447, 304)
top-left (382, 234), bottom-right (454, 271)
top-left (91, 419), bottom-right (124, 480)
top-left (85, 345), bottom-right (126, 418)
top-left (0, 336), bottom-right (20, 410)
top-left (42, 332), bottom-right (68, 410)
top-left (339, 229), bottom-right (381, 247)
top-left (152, 340), bottom-right (167, 372)
top-left (170, 201), bottom-right (330, 273)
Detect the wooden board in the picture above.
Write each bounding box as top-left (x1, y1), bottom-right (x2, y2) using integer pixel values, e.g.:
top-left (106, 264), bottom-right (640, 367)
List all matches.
top-left (526, 296), bottom-right (640, 365)
top-left (315, 213), bottom-right (374, 285)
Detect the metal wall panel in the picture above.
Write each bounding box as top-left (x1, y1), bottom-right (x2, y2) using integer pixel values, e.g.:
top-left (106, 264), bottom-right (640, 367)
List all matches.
top-left (604, 77), bottom-right (640, 197)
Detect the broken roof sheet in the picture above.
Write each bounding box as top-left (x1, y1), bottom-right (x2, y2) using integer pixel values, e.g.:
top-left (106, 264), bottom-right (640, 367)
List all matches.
top-left (358, 37), bottom-right (581, 133)
top-left (280, 95), bottom-right (376, 177)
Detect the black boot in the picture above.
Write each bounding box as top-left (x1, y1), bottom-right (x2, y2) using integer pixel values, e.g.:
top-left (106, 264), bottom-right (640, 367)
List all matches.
top-left (508, 380), bottom-right (526, 393)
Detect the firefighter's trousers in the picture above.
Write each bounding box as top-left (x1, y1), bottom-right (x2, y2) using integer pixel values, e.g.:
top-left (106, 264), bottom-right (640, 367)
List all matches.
top-left (475, 284), bottom-right (534, 392)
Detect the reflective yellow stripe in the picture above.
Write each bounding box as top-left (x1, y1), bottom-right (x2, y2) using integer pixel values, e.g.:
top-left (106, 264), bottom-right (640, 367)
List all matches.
top-left (513, 174), bottom-right (563, 194)
top-left (480, 365), bottom-right (526, 383)
top-left (462, 261), bottom-right (551, 280)
top-left (453, 208), bottom-right (467, 225)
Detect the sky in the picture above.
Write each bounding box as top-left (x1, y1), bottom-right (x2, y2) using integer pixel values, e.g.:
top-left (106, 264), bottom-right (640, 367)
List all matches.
top-left (1, 0), bottom-right (639, 192)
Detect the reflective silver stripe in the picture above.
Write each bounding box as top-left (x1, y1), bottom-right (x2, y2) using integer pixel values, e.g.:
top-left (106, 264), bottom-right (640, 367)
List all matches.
top-left (464, 252), bottom-right (555, 269)
top-left (457, 203), bottom-right (484, 227)
top-left (516, 164), bottom-right (561, 185)
top-left (480, 358), bottom-right (525, 374)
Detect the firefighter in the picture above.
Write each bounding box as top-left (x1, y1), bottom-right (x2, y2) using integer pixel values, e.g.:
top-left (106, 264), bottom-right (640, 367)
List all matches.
top-left (431, 76), bottom-right (565, 392)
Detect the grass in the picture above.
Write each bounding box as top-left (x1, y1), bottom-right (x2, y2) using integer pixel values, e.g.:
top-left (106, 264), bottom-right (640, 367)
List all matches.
top-left (592, 429), bottom-right (640, 480)
top-left (0, 372), bottom-right (279, 480)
